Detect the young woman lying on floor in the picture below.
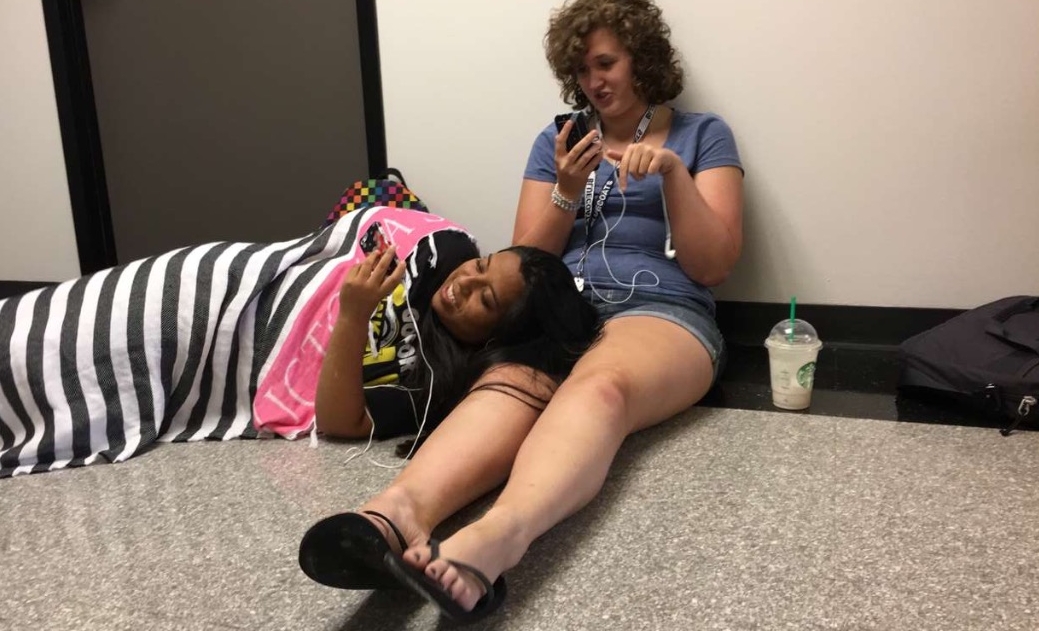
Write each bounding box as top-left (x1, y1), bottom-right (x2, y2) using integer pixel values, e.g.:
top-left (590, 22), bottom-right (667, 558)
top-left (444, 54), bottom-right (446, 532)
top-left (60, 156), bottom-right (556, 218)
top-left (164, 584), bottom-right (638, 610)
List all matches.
top-left (0, 206), bottom-right (601, 478)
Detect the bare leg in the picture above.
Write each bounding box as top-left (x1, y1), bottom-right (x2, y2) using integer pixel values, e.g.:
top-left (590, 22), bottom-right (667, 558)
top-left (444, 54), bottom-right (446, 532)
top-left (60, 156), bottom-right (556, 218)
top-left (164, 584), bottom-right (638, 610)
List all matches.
top-left (403, 317), bottom-right (715, 609)
top-left (354, 365), bottom-right (554, 549)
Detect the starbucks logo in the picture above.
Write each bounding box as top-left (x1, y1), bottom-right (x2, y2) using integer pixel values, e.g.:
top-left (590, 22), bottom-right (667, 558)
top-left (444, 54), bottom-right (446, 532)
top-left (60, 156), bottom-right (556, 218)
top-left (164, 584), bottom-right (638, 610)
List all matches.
top-left (797, 362), bottom-right (816, 388)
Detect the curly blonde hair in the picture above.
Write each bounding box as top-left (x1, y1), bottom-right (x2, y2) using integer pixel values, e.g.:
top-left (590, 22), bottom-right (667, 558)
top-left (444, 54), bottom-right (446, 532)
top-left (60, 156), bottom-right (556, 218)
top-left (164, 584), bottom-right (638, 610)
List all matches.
top-left (544, 0), bottom-right (683, 110)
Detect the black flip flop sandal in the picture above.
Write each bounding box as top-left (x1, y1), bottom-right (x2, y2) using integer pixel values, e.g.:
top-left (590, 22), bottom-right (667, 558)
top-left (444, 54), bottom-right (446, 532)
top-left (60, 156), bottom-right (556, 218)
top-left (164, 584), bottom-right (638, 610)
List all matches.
top-left (298, 510), bottom-right (408, 590)
top-left (383, 539), bottom-right (507, 624)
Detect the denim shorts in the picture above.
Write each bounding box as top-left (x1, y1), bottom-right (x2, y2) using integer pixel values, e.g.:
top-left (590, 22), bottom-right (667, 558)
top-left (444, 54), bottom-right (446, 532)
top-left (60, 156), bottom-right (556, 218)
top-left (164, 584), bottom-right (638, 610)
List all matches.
top-left (584, 288), bottom-right (727, 383)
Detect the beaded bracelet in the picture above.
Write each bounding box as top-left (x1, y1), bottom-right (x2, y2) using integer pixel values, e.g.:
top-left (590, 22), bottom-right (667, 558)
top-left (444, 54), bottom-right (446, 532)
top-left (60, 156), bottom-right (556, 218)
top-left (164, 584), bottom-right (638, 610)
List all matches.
top-left (551, 184), bottom-right (580, 213)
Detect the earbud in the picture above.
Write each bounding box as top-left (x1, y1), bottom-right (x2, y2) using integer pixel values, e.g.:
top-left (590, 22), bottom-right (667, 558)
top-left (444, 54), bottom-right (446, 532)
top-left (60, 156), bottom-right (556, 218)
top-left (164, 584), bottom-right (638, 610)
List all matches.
top-left (660, 181), bottom-right (676, 259)
top-left (664, 238), bottom-right (676, 260)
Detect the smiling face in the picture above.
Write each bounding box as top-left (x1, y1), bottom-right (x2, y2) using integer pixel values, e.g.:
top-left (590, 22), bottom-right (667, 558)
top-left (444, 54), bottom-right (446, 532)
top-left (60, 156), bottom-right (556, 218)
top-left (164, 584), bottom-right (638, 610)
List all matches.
top-left (431, 251), bottom-right (527, 345)
top-left (576, 28), bottom-right (644, 119)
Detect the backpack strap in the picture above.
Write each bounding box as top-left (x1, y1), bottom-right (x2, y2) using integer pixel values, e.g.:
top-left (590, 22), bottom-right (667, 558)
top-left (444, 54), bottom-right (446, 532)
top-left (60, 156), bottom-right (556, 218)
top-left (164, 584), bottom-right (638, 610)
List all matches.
top-left (377, 167), bottom-right (408, 187)
top-left (985, 296), bottom-right (1039, 355)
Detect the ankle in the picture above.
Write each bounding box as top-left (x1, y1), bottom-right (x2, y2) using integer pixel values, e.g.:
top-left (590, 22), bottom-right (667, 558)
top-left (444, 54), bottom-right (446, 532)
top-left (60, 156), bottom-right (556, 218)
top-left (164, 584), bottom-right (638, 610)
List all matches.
top-left (473, 507), bottom-right (534, 571)
top-left (361, 485), bottom-right (430, 542)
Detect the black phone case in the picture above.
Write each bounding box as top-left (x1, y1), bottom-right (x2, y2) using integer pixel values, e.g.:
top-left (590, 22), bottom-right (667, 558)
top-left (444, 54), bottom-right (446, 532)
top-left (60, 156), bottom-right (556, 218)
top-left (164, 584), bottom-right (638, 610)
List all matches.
top-left (554, 112), bottom-right (591, 152)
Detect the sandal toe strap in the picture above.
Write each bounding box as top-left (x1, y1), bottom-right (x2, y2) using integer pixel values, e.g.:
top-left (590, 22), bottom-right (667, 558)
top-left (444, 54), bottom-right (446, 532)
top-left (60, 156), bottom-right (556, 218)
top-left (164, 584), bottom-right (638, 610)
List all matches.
top-left (362, 510), bottom-right (408, 554)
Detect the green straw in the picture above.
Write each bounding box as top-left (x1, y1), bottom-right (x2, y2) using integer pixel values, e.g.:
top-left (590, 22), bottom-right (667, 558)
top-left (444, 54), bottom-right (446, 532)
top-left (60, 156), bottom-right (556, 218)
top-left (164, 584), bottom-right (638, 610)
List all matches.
top-left (788, 296), bottom-right (796, 342)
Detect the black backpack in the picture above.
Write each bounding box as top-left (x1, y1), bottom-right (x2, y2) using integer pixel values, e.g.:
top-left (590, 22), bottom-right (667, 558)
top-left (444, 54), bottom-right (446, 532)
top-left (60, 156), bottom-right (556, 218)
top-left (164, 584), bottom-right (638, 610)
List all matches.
top-left (898, 296), bottom-right (1039, 435)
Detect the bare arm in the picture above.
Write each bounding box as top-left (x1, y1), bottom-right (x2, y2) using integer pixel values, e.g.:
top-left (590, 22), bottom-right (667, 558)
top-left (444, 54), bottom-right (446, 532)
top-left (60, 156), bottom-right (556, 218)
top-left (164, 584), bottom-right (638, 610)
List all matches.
top-left (660, 164), bottom-right (744, 286)
top-left (512, 179), bottom-right (575, 254)
top-left (315, 309), bottom-right (373, 438)
top-left (315, 247), bottom-right (405, 438)
top-left (512, 119), bottom-right (601, 252)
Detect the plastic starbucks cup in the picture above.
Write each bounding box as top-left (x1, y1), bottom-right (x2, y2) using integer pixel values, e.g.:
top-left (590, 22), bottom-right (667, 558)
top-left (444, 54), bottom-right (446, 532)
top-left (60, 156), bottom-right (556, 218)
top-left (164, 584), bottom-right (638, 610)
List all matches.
top-left (764, 319), bottom-right (823, 410)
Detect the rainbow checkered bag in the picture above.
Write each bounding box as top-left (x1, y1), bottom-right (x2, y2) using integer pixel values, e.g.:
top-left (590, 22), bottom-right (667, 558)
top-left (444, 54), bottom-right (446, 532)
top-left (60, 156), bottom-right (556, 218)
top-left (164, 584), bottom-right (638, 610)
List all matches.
top-left (323, 168), bottom-right (429, 227)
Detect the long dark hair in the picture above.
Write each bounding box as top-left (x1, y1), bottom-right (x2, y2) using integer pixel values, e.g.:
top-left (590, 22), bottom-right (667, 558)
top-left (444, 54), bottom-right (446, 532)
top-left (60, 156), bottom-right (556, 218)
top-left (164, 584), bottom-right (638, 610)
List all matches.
top-left (401, 246), bottom-right (602, 430)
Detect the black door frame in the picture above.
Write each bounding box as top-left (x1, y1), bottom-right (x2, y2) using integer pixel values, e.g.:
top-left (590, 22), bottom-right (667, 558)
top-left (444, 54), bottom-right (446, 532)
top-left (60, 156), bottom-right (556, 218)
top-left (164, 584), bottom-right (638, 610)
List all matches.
top-left (41, 0), bottom-right (116, 274)
top-left (40, 0), bottom-right (387, 274)
top-left (356, 0), bottom-right (388, 177)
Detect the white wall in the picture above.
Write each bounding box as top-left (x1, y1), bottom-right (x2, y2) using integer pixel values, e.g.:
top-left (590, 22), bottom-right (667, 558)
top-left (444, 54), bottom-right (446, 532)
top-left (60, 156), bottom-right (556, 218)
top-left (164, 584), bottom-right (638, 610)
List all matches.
top-left (0, 1), bottom-right (80, 282)
top-left (378, 0), bottom-right (1039, 309)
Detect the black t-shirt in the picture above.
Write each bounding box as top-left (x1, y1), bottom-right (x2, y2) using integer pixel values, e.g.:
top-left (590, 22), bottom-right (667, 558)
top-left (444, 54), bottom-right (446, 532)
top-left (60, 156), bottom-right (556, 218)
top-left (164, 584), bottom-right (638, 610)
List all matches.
top-left (361, 230), bottom-right (478, 438)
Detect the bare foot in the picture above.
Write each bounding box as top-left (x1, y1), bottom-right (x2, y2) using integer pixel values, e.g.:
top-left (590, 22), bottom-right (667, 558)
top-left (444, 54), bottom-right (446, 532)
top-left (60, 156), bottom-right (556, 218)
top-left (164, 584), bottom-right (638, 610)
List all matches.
top-left (403, 510), bottom-right (529, 611)
top-left (359, 485), bottom-right (432, 553)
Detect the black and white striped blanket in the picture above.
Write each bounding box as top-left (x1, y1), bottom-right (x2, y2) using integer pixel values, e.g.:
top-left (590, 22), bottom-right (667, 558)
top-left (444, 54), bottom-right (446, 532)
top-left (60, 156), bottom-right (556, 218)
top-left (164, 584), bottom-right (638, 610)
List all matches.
top-left (0, 207), bottom-right (456, 478)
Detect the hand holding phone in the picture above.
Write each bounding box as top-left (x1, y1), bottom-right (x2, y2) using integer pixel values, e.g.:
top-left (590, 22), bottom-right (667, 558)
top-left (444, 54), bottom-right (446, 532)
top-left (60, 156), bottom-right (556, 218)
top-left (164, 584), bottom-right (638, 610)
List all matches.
top-left (341, 222), bottom-right (404, 319)
top-left (360, 222), bottom-right (399, 268)
top-left (554, 111), bottom-right (593, 153)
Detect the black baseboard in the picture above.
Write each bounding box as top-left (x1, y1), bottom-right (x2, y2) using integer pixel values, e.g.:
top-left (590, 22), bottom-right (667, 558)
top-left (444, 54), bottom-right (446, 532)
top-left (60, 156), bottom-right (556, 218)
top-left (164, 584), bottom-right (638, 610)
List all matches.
top-left (715, 300), bottom-right (963, 348)
top-left (0, 281), bottom-right (58, 300)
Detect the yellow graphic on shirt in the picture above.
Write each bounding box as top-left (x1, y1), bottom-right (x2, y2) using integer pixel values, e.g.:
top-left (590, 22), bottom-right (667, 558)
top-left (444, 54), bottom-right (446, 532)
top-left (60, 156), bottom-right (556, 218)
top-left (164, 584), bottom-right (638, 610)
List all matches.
top-left (361, 284), bottom-right (419, 385)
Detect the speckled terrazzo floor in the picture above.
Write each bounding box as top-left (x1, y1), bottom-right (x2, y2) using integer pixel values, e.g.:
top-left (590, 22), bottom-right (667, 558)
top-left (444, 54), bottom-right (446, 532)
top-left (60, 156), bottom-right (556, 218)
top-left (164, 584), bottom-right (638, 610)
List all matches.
top-left (2, 406), bottom-right (1037, 630)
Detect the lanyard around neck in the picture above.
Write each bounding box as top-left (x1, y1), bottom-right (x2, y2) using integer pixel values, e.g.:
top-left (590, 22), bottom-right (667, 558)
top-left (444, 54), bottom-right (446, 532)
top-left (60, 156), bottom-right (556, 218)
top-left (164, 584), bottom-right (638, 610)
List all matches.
top-left (582, 105), bottom-right (656, 234)
top-left (574, 105), bottom-right (656, 287)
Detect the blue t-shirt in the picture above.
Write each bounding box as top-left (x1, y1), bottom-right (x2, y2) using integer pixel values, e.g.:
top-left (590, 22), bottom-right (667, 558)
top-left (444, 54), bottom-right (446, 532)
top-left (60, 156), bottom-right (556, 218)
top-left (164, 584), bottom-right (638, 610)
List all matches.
top-left (522, 110), bottom-right (742, 316)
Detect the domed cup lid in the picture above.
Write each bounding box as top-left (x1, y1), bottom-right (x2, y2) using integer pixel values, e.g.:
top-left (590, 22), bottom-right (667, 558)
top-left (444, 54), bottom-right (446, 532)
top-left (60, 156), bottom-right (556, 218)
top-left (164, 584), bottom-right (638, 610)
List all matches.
top-left (765, 318), bottom-right (822, 350)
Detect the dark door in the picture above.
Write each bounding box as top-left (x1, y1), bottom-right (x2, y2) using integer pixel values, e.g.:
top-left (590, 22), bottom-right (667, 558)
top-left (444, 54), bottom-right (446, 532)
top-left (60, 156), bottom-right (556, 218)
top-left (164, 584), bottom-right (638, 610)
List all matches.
top-left (81, 0), bottom-right (369, 261)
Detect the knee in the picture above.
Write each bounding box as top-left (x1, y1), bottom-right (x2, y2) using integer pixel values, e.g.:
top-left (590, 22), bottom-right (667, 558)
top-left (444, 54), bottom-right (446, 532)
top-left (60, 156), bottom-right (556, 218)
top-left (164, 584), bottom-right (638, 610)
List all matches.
top-left (558, 365), bottom-right (634, 419)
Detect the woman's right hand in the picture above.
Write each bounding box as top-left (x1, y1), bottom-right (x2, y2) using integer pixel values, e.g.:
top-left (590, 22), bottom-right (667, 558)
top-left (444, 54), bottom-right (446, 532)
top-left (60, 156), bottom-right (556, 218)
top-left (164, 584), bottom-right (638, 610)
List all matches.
top-left (338, 246), bottom-right (406, 322)
top-left (554, 120), bottom-right (602, 200)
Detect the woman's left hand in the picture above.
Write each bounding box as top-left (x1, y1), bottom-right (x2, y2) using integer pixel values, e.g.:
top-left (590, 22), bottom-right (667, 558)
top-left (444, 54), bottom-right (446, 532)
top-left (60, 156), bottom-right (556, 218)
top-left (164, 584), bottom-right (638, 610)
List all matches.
top-left (606, 145), bottom-right (682, 191)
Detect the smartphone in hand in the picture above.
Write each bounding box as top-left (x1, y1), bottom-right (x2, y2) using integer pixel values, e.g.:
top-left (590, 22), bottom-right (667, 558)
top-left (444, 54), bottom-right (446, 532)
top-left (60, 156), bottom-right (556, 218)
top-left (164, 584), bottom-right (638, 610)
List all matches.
top-left (360, 222), bottom-right (399, 269)
top-left (554, 111), bottom-right (592, 153)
